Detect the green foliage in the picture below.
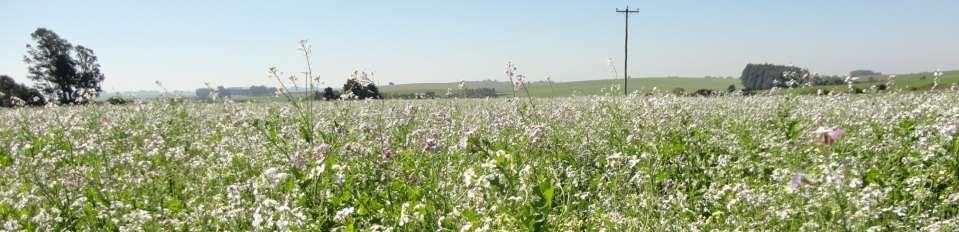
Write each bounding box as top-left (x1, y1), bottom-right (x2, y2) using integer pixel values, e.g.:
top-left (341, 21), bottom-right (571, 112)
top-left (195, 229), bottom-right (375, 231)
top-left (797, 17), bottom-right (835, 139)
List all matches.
top-left (454, 87), bottom-right (499, 99)
top-left (318, 87), bottom-right (341, 101)
top-left (692, 89), bottom-right (715, 97)
top-left (0, 75), bottom-right (45, 107)
top-left (106, 96), bottom-right (130, 105)
top-left (24, 28), bottom-right (105, 105)
top-left (739, 63), bottom-right (809, 91)
top-left (342, 78), bottom-right (381, 100)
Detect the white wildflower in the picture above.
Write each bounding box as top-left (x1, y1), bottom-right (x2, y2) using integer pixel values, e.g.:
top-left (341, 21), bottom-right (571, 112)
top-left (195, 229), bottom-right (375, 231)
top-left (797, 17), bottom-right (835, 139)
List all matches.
top-left (334, 207), bottom-right (355, 222)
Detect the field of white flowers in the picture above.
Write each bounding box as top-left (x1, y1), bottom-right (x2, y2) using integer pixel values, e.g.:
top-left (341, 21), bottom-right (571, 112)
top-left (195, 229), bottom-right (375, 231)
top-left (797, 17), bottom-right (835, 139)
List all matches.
top-left (1, 92), bottom-right (958, 231)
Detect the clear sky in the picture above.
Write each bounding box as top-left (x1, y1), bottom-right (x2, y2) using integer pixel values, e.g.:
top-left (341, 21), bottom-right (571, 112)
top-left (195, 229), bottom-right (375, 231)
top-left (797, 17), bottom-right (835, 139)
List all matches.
top-left (1, 0), bottom-right (957, 91)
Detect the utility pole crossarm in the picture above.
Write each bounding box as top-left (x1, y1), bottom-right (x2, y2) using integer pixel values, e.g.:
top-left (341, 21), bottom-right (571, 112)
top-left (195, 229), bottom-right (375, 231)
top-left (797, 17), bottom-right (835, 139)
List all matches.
top-left (615, 6), bottom-right (639, 96)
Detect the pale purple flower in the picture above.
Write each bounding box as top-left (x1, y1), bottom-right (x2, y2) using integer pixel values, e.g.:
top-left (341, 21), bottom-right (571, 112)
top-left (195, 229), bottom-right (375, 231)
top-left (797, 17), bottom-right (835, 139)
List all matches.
top-left (790, 172), bottom-right (804, 190)
top-left (941, 124), bottom-right (957, 138)
top-left (814, 127), bottom-right (844, 145)
top-left (525, 124), bottom-right (546, 145)
top-left (514, 74), bottom-right (527, 91)
top-left (422, 138), bottom-right (440, 153)
top-left (312, 143), bottom-right (331, 161)
top-left (458, 127), bottom-right (477, 149)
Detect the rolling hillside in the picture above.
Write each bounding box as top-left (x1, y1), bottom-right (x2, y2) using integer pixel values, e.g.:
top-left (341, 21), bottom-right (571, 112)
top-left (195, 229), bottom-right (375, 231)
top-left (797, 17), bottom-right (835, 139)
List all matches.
top-left (381, 70), bottom-right (959, 98)
top-left (786, 70), bottom-right (959, 94)
top-left (380, 77), bottom-right (741, 97)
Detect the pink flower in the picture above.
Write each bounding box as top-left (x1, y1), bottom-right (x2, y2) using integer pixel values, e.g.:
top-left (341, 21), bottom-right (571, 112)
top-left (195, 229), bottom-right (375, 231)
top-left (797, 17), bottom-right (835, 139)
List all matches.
top-left (312, 143), bottom-right (331, 160)
top-left (790, 171), bottom-right (816, 191)
top-left (814, 127), bottom-right (844, 145)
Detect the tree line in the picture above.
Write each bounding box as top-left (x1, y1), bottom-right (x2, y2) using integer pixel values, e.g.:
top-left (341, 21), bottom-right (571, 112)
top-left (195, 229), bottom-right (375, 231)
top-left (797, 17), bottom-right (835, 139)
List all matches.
top-left (739, 63), bottom-right (853, 91)
top-left (382, 87), bottom-right (499, 99)
top-left (196, 85), bottom-right (278, 99)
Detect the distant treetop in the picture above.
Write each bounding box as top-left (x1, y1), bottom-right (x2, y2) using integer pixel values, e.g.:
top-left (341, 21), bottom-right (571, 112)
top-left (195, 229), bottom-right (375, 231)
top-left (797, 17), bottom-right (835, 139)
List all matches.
top-left (849, 70), bottom-right (882, 77)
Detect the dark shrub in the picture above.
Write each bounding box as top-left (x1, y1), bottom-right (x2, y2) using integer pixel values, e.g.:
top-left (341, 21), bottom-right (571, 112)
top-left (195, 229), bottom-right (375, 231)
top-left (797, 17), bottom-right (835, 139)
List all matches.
top-left (671, 87), bottom-right (686, 96)
top-left (318, 87), bottom-right (341, 100)
top-left (692, 89), bottom-right (714, 97)
top-left (106, 96), bottom-right (130, 105)
top-left (0, 75), bottom-right (46, 107)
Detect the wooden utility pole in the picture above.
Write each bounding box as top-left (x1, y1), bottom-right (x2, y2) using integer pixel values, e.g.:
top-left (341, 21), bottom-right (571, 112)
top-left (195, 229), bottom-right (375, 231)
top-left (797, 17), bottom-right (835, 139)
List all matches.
top-left (616, 6), bottom-right (639, 96)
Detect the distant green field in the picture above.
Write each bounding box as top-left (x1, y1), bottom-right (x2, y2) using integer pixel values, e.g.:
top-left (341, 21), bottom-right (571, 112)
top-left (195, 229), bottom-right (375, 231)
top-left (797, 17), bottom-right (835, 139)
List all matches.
top-left (788, 70), bottom-right (959, 94)
top-left (380, 77), bottom-right (741, 97)
top-left (381, 70), bottom-right (958, 98)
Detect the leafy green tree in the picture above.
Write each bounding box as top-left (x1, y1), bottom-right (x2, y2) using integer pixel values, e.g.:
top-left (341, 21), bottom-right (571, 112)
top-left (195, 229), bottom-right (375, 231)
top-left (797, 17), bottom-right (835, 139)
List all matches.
top-left (342, 79), bottom-right (381, 100)
top-left (343, 78), bottom-right (365, 99)
top-left (24, 28), bottom-right (105, 104)
top-left (319, 87), bottom-right (340, 100)
top-left (739, 64), bottom-right (809, 91)
top-left (364, 83), bottom-right (381, 99)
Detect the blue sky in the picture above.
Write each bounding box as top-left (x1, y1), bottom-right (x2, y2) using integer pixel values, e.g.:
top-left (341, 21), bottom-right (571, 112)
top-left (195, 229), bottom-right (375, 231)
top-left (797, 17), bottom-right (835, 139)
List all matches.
top-left (1, 0), bottom-right (957, 91)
